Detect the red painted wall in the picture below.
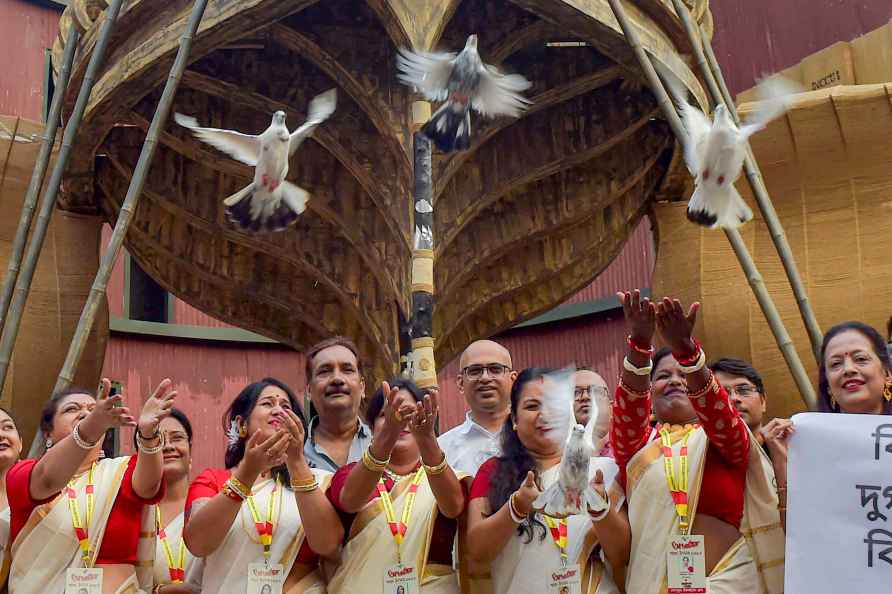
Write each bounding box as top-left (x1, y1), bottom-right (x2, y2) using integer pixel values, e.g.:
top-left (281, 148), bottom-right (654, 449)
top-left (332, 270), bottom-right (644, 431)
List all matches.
top-left (710, 0), bottom-right (892, 95)
top-left (0, 0), bottom-right (60, 120)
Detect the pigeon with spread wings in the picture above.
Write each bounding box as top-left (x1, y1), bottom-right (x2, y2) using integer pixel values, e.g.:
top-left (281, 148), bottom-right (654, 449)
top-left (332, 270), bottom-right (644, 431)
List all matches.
top-left (532, 367), bottom-right (609, 518)
top-left (667, 75), bottom-right (798, 229)
top-left (173, 88), bottom-right (337, 233)
top-left (397, 34), bottom-right (531, 153)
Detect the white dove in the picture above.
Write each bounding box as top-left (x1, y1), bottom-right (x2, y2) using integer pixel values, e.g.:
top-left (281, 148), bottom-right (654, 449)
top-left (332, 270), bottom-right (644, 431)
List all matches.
top-left (173, 88), bottom-right (337, 233)
top-left (396, 34), bottom-right (532, 153)
top-left (669, 76), bottom-right (799, 228)
top-left (533, 367), bottom-right (610, 518)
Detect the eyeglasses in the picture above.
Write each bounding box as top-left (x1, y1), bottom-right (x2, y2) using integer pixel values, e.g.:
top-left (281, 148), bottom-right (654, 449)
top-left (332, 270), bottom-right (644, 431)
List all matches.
top-left (725, 384), bottom-right (759, 397)
top-left (574, 386), bottom-right (608, 400)
top-left (462, 364), bottom-right (511, 380)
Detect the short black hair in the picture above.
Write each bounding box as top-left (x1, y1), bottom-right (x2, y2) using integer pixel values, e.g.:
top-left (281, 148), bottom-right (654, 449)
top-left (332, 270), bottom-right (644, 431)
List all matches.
top-left (364, 378), bottom-right (425, 428)
top-left (708, 357), bottom-right (766, 396)
top-left (651, 347), bottom-right (674, 379)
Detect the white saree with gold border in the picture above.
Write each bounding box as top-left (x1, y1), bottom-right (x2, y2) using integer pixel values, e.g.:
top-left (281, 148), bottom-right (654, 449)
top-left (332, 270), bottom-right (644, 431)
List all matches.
top-left (135, 507), bottom-right (199, 591)
top-left (187, 468), bottom-right (331, 594)
top-left (487, 458), bottom-right (622, 594)
top-left (8, 456), bottom-right (140, 594)
top-left (625, 427), bottom-right (785, 594)
top-left (325, 471), bottom-right (460, 594)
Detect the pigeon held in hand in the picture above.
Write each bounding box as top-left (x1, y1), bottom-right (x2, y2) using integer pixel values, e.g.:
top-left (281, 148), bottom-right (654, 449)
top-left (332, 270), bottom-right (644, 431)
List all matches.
top-left (173, 88), bottom-right (337, 233)
top-left (669, 76), bottom-right (799, 229)
top-left (397, 34), bottom-right (532, 153)
top-left (532, 368), bottom-right (609, 518)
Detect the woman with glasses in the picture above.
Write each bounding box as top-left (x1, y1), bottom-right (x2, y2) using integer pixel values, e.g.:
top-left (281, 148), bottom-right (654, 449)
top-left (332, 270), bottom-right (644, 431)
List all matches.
top-left (136, 408), bottom-right (199, 593)
top-left (611, 291), bottom-right (784, 594)
top-left (465, 367), bottom-right (624, 594)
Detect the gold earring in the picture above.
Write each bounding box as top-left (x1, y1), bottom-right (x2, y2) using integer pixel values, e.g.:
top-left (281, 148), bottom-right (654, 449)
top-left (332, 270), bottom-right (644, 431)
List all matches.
top-left (830, 393), bottom-right (838, 409)
top-left (238, 423), bottom-right (247, 438)
top-left (512, 421), bottom-right (517, 431)
top-left (884, 382), bottom-right (892, 402)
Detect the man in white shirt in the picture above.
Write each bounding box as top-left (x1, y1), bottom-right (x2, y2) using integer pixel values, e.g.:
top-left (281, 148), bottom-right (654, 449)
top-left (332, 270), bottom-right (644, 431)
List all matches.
top-left (438, 339), bottom-right (517, 476)
top-left (573, 367), bottom-right (612, 457)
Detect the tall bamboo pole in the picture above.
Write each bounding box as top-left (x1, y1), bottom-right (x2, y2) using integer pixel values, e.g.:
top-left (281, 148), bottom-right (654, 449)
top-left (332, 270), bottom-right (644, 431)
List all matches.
top-left (0, 0), bottom-right (126, 394)
top-left (605, 0), bottom-right (818, 410)
top-left (0, 26), bottom-right (80, 333)
top-left (53, 0), bottom-right (212, 395)
top-left (669, 0), bottom-right (823, 362)
top-left (409, 101), bottom-right (438, 393)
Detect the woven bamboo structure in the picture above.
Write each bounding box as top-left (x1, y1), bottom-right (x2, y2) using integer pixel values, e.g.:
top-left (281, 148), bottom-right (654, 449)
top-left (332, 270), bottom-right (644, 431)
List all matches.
top-left (654, 84), bottom-right (892, 419)
top-left (0, 116), bottom-right (108, 445)
top-left (50, 0), bottom-right (714, 381)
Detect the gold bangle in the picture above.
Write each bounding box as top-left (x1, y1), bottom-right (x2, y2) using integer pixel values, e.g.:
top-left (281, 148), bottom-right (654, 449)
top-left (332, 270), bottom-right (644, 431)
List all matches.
top-left (227, 476), bottom-right (252, 498)
top-left (366, 445), bottom-right (390, 467)
top-left (291, 479), bottom-right (319, 493)
top-left (362, 448), bottom-right (388, 473)
top-left (424, 453), bottom-right (449, 476)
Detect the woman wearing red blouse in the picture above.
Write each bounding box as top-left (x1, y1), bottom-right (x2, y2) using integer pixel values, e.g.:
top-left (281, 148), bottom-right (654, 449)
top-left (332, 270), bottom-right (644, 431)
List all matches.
top-left (612, 291), bottom-right (784, 594)
top-left (6, 378), bottom-right (175, 593)
top-left (325, 378), bottom-right (465, 594)
top-left (183, 378), bottom-right (341, 593)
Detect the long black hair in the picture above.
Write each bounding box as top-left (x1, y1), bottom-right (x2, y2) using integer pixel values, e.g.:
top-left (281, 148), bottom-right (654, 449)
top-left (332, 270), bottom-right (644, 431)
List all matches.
top-left (223, 378), bottom-right (305, 485)
top-left (818, 321), bottom-right (892, 414)
top-left (487, 367), bottom-right (554, 543)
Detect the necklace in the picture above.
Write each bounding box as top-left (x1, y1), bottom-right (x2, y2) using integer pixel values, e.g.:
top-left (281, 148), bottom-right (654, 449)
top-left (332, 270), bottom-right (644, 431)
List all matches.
top-left (383, 465), bottom-right (419, 482)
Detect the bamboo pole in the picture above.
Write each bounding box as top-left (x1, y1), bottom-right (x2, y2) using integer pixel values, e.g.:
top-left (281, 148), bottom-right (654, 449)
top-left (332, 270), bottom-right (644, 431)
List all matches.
top-left (409, 101), bottom-right (438, 391)
top-left (0, 26), bottom-right (80, 333)
top-left (669, 0), bottom-right (823, 362)
top-left (605, 0), bottom-right (818, 410)
top-left (0, 0), bottom-right (126, 394)
top-left (53, 0), bottom-right (212, 395)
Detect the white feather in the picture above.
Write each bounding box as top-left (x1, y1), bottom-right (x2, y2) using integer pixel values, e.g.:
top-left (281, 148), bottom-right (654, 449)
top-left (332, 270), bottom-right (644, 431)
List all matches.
top-left (471, 64), bottom-right (533, 118)
top-left (538, 367), bottom-right (577, 447)
top-left (226, 420), bottom-right (241, 449)
top-left (396, 49), bottom-right (456, 102)
top-left (173, 113), bottom-right (260, 166)
top-left (289, 88), bottom-right (338, 155)
top-left (738, 75), bottom-right (801, 138)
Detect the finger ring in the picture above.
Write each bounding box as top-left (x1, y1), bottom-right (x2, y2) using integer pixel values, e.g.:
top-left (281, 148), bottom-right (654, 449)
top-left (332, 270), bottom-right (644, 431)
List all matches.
top-left (394, 410), bottom-right (403, 422)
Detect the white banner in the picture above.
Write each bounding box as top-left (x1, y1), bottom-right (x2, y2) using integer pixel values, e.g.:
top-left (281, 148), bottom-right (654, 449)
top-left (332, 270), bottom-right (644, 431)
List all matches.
top-left (786, 412), bottom-right (892, 592)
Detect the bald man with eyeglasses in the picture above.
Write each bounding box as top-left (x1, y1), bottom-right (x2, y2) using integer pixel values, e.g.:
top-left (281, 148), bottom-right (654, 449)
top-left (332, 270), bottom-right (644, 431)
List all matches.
top-left (573, 368), bottom-right (612, 457)
top-left (438, 339), bottom-right (517, 476)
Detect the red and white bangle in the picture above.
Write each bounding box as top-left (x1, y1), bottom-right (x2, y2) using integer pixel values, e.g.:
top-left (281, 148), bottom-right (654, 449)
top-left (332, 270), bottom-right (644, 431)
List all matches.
top-left (673, 338), bottom-right (702, 367)
top-left (508, 493), bottom-right (526, 524)
top-left (623, 356), bottom-right (653, 376)
top-left (627, 335), bottom-right (655, 357)
top-left (677, 348), bottom-right (707, 374)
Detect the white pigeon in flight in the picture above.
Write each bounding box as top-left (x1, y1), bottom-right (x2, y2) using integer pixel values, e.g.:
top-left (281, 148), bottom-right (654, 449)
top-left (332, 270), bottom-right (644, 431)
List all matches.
top-left (396, 34), bottom-right (532, 153)
top-left (173, 88), bottom-right (337, 233)
top-left (533, 367), bottom-right (609, 518)
top-left (668, 75), bottom-right (799, 228)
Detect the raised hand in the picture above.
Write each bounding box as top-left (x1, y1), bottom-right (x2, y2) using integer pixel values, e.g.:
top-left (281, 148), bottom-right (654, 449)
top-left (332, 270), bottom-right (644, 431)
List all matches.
top-left (408, 391), bottom-right (439, 438)
top-left (280, 408), bottom-right (307, 464)
top-left (240, 429), bottom-right (290, 479)
top-left (617, 290), bottom-right (656, 344)
top-left (380, 381), bottom-right (416, 436)
top-left (760, 418), bottom-right (794, 460)
top-left (137, 378), bottom-right (177, 439)
top-left (514, 470), bottom-right (542, 516)
top-left (655, 297), bottom-right (700, 354)
top-left (80, 378), bottom-right (136, 444)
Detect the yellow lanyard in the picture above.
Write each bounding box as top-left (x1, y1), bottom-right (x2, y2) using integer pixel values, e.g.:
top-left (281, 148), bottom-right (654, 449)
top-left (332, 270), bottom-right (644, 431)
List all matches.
top-left (376, 468), bottom-right (424, 563)
top-left (660, 426), bottom-right (694, 532)
top-left (67, 463), bottom-right (96, 566)
top-left (245, 478), bottom-right (281, 564)
top-left (155, 506), bottom-right (186, 583)
top-left (543, 514), bottom-right (569, 563)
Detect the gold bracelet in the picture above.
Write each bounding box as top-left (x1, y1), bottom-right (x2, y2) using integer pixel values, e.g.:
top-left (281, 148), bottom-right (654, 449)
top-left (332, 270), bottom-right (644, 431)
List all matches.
top-left (291, 479), bottom-right (319, 493)
top-left (227, 476), bottom-right (252, 498)
top-left (366, 445), bottom-right (390, 467)
top-left (423, 453), bottom-right (449, 475)
top-left (362, 448), bottom-right (388, 473)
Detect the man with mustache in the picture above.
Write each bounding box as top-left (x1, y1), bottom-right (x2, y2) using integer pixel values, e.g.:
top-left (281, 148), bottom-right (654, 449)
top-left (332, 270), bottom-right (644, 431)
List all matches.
top-left (303, 337), bottom-right (373, 472)
top-left (709, 357), bottom-right (768, 444)
top-left (438, 339), bottom-right (517, 475)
